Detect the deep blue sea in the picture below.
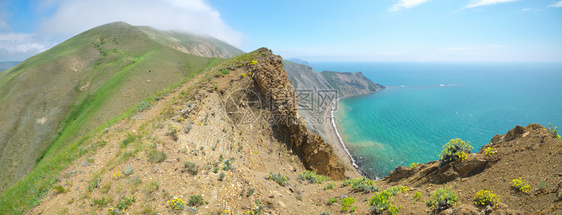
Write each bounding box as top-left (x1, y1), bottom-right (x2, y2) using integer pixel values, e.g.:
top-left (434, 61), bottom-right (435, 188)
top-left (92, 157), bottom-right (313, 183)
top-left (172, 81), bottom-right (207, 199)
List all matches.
top-left (312, 62), bottom-right (562, 179)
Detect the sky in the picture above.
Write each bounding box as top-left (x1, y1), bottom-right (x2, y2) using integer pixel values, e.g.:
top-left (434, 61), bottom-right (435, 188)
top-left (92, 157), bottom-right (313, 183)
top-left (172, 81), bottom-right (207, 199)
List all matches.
top-left (0, 0), bottom-right (561, 62)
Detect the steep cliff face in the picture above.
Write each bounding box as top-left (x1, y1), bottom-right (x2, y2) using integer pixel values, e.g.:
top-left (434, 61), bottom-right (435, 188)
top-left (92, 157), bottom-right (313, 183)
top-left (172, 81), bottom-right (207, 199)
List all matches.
top-left (321, 71), bottom-right (385, 97)
top-left (249, 48), bottom-right (345, 179)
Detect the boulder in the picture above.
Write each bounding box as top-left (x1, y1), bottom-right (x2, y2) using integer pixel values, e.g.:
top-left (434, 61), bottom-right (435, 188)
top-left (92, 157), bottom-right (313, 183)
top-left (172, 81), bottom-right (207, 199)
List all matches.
top-left (388, 166), bottom-right (414, 182)
top-left (453, 154), bottom-right (489, 177)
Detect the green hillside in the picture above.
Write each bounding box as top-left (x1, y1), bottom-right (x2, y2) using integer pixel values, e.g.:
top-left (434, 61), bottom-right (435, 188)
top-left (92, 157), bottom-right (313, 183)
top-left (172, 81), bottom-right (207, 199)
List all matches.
top-left (0, 22), bottom-right (241, 194)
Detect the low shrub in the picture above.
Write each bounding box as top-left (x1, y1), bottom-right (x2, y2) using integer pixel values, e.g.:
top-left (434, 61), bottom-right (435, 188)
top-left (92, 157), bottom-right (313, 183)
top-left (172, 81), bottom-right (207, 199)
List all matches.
top-left (484, 147), bottom-right (496, 156)
top-left (327, 198), bottom-right (337, 205)
top-left (410, 163), bottom-right (420, 169)
top-left (167, 198), bottom-right (185, 211)
top-left (92, 196), bottom-right (113, 207)
top-left (511, 178), bottom-right (531, 193)
top-left (548, 123), bottom-right (561, 139)
top-left (413, 191), bottom-right (422, 202)
top-left (342, 177), bottom-right (378, 193)
top-left (426, 187), bottom-right (458, 210)
top-left (112, 171), bottom-right (123, 179)
top-left (148, 149), bottom-right (167, 163)
top-left (124, 166), bottom-right (134, 176)
top-left (266, 172), bottom-right (288, 187)
top-left (324, 184), bottom-right (334, 190)
top-left (341, 197), bottom-right (355, 212)
top-left (369, 186), bottom-right (407, 214)
top-left (184, 161), bottom-right (198, 175)
top-left (297, 170), bottom-right (330, 184)
top-left (188, 195), bottom-right (208, 207)
top-left (109, 195), bottom-right (135, 215)
top-left (137, 102), bottom-right (151, 112)
top-left (473, 190), bottom-right (499, 207)
top-left (439, 138), bottom-right (473, 165)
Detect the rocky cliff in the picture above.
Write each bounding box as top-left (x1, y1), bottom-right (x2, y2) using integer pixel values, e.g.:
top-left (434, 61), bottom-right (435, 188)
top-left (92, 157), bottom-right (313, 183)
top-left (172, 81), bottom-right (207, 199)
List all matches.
top-left (321, 70), bottom-right (385, 97)
top-left (249, 48), bottom-right (345, 179)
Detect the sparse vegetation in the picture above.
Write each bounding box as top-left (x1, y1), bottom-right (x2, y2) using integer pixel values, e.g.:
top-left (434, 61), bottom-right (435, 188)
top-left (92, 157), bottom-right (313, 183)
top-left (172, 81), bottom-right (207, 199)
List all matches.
top-left (369, 186), bottom-right (407, 214)
top-left (109, 194), bottom-right (136, 214)
top-left (247, 188), bottom-right (255, 197)
top-left (52, 184), bottom-right (67, 194)
top-left (137, 102), bottom-right (151, 112)
top-left (341, 197), bottom-right (356, 212)
top-left (511, 178), bottom-right (531, 193)
top-left (297, 170), bottom-right (330, 184)
top-left (266, 172), bottom-right (288, 187)
top-left (473, 189), bottom-right (499, 207)
top-left (167, 198), bottom-right (185, 211)
top-left (91, 196), bottom-right (113, 207)
top-left (327, 198), bottom-right (337, 205)
top-left (188, 195), bottom-right (208, 207)
top-left (342, 177), bottom-right (378, 193)
top-left (439, 138), bottom-right (473, 165)
top-left (219, 172), bottom-right (226, 181)
top-left (426, 187), bottom-right (458, 210)
top-left (124, 166), bottom-right (134, 176)
top-left (484, 146), bottom-right (496, 156)
top-left (148, 149), bottom-right (167, 163)
top-left (548, 123), bottom-right (560, 139)
top-left (184, 161), bottom-right (199, 175)
top-left (324, 184), bottom-right (334, 190)
top-left (413, 191), bottom-right (422, 202)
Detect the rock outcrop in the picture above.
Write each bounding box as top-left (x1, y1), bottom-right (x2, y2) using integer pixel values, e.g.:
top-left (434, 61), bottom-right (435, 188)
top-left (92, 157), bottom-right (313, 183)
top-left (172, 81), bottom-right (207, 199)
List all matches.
top-left (249, 48), bottom-right (345, 179)
top-left (321, 71), bottom-right (384, 97)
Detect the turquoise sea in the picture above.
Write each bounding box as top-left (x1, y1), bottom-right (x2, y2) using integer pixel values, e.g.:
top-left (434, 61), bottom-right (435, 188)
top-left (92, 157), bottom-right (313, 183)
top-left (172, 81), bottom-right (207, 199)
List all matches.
top-left (313, 62), bottom-right (562, 179)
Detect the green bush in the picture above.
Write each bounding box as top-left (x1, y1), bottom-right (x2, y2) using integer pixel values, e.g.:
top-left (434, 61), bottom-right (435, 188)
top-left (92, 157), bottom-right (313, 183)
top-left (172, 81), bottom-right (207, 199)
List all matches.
top-left (188, 195), bottom-right (208, 207)
top-left (324, 184), bottom-right (334, 190)
top-left (148, 149), bottom-right (167, 163)
top-left (511, 178), bottom-right (531, 193)
top-left (413, 191), bottom-right (422, 202)
top-left (439, 138), bottom-right (473, 165)
top-left (473, 190), bottom-right (499, 206)
top-left (342, 177), bottom-right (378, 193)
top-left (137, 102), bottom-right (151, 112)
top-left (184, 161), bottom-right (198, 175)
top-left (167, 198), bottom-right (185, 211)
top-left (297, 170), bottom-right (330, 184)
top-left (341, 197), bottom-right (355, 212)
top-left (266, 172), bottom-right (288, 187)
top-left (426, 187), bottom-right (458, 210)
top-left (109, 195), bottom-right (136, 214)
top-left (327, 198), bottom-right (337, 205)
top-left (369, 186), bottom-right (407, 214)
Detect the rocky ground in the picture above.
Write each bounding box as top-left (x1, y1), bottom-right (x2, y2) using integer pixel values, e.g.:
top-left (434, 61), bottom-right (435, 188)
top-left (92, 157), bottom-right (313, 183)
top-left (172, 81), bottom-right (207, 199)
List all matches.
top-left (31, 49), bottom-right (562, 214)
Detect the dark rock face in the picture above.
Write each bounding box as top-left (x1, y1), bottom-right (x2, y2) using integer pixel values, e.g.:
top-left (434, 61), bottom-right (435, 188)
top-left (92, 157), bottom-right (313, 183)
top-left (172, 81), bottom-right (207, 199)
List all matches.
top-left (388, 166), bottom-right (415, 182)
top-left (248, 48), bottom-right (345, 179)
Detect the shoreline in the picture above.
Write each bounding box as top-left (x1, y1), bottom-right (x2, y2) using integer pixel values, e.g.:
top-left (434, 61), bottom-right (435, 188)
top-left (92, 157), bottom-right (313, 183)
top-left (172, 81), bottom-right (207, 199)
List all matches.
top-left (323, 98), bottom-right (363, 178)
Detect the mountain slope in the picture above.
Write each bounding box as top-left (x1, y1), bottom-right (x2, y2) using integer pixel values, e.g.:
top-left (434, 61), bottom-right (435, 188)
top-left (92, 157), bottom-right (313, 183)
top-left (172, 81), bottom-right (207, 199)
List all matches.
top-left (0, 21), bottom-right (241, 192)
top-left (321, 70), bottom-right (385, 97)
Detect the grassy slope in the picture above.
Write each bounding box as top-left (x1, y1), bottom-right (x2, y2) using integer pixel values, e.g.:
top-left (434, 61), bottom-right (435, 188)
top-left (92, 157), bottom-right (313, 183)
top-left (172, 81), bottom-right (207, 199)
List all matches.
top-left (0, 21), bottom-right (234, 202)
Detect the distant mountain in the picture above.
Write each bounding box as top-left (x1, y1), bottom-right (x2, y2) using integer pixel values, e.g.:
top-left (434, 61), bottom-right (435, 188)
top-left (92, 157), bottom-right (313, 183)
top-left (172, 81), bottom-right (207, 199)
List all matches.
top-left (321, 71), bottom-right (385, 97)
top-left (286, 58), bottom-right (312, 67)
top-left (0, 21), bottom-right (242, 192)
top-left (283, 61), bottom-right (384, 142)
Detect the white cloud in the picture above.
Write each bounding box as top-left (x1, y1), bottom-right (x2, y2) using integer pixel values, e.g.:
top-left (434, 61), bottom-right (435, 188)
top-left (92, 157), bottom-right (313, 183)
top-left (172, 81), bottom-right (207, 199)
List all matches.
top-left (465, 0), bottom-right (518, 9)
top-left (39, 0), bottom-right (244, 47)
top-left (389, 0), bottom-right (430, 12)
top-left (0, 20), bottom-right (10, 31)
top-left (549, 1), bottom-right (562, 7)
top-left (0, 33), bottom-right (51, 60)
